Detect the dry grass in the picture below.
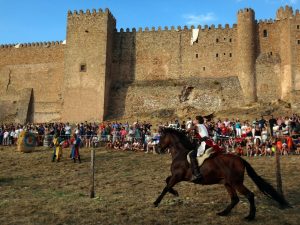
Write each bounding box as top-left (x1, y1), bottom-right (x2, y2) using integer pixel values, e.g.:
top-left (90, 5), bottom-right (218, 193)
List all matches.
top-left (0, 146), bottom-right (300, 225)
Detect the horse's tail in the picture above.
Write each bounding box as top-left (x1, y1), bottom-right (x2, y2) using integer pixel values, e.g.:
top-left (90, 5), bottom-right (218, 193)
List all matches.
top-left (240, 157), bottom-right (291, 209)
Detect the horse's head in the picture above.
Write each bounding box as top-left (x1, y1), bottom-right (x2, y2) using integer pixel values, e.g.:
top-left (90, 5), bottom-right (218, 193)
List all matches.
top-left (157, 126), bottom-right (173, 153)
top-left (158, 127), bottom-right (194, 153)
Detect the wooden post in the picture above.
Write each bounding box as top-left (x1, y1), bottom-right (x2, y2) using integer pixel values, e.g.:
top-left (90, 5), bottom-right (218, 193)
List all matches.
top-left (275, 146), bottom-right (283, 195)
top-left (90, 148), bottom-right (95, 198)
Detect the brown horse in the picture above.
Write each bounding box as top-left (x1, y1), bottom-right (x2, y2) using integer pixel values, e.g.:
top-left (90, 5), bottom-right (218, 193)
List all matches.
top-left (154, 127), bottom-right (290, 220)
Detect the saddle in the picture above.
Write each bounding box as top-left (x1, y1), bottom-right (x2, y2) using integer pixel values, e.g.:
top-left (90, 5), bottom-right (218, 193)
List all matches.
top-left (187, 147), bottom-right (214, 167)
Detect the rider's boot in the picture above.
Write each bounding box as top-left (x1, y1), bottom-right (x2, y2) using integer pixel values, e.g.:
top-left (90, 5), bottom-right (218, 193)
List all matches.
top-left (190, 155), bottom-right (203, 184)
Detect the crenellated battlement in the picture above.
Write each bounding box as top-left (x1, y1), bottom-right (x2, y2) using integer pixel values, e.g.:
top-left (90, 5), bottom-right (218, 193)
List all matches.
top-left (276, 5), bottom-right (294, 20)
top-left (0, 41), bottom-right (65, 49)
top-left (67, 8), bottom-right (116, 23)
top-left (237, 8), bottom-right (255, 15)
top-left (258, 19), bottom-right (275, 25)
top-left (117, 23), bottom-right (237, 33)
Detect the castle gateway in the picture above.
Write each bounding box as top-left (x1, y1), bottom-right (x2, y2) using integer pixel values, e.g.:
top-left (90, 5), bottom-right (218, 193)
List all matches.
top-left (0, 6), bottom-right (300, 123)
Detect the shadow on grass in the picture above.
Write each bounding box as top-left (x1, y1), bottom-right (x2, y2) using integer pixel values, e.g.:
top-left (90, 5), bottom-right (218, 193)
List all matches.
top-left (0, 177), bottom-right (15, 185)
top-left (285, 188), bottom-right (300, 206)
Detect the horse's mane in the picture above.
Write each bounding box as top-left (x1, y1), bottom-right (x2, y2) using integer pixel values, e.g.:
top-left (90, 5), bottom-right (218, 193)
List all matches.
top-left (161, 127), bottom-right (195, 150)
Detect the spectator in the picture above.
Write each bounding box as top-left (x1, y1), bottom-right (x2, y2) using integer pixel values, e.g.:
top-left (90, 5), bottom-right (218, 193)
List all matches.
top-left (181, 121), bottom-right (186, 130)
top-left (0, 127), bottom-right (3, 145)
top-left (9, 128), bottom-right (15, 145)
top-left (52, 133), bottom-right (63, 162)
top-left (224, 118), bottom-right (230, 127)
top-left (86, 128), bottom-right (92, 148)
top-left (120, 127), bottom-right (127, 143)
top-left (261, 127), bottom-right (268, 143)
top-left (92, 134), bottom-right (99, 148)
top-left (3, 130), bottom-right (9, 146)
top-left (235, 119), bottom-right (242, 137)
top-left (246, 138), bottom-right (253, 157)
top-left (65, 122), bottom-right (71, 140)
top-left (258, 116), bottom-right (266, 130)
top-left (69, 134), bottom-right (80, 162)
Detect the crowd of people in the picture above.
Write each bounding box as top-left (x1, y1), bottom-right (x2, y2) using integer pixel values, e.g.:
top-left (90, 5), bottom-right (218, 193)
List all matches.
top-left (1, 113), bottom-right (300, 159)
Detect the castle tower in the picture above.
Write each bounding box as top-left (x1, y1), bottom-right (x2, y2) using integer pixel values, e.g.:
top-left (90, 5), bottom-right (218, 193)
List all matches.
top-left (276, 5), bottom-right (293, 20)
top-left (62, 9), bottom-right (116, 122)
top-left (276, 6), bottom-right (293, 100)
top-left (237, 8), bottom-right (257, 103)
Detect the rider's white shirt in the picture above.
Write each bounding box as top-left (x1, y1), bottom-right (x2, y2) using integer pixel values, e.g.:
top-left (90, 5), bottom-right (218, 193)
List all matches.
top-left (196, 124), bottom-right (209, 156)
top-left (196, 124), bottom-right (208, 138)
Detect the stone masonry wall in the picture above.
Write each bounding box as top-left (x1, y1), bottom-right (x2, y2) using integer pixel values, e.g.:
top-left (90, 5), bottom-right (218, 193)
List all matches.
top-left (0, 43), bottom-right (64, 122)
top-left (108, 77), bottom-right (244, 119)
top-left (290, 10), bottom-right (300, 91)
top-left (256, 53), bottom-right (281, 102)
top-left (62, 9), bottom-right (116, 123)
top-left (112, 25), bottom-right (237, 82)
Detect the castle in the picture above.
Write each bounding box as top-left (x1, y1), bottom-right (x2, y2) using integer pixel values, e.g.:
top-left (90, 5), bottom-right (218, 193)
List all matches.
top-left (0, 5), bottom-right (300, 123)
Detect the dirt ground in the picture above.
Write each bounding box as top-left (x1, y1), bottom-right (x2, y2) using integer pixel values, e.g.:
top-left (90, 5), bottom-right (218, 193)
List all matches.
top-left (0, 146), bottom-right (299, 225)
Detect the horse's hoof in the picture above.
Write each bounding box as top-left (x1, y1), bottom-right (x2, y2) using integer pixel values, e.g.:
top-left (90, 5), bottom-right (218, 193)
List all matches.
top-left (153, 202), bottom-right (159, 207)
top-left (244, 215), bottom-right (255, 221)
top-left (217, 211), bottom-right (229, 216)
top-left (173, 191), bottom-right (179, 197)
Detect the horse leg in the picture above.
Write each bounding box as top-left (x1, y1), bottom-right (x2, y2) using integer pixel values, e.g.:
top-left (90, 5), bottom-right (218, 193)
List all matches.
top-left (166, 176), bottom-right (179, 197)
top-left (236, 184), bottom-right (256, 220)
top-left (217, 184), bottom-right (239, 216)
top-left (153, 175), bottom-right (180, 207)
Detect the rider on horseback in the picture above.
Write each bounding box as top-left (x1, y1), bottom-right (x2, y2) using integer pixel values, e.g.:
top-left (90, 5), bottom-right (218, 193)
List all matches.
top-left (189, 115), bottom-right (209, 183)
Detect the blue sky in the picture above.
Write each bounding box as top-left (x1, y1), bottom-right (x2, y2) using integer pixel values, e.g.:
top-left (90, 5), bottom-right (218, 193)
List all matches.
top-left (0, 0), bottom-right (299, 44)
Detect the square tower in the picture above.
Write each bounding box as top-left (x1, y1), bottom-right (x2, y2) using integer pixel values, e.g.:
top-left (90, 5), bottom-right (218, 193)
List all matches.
top-left (62, 9), bottom-right (116, 122)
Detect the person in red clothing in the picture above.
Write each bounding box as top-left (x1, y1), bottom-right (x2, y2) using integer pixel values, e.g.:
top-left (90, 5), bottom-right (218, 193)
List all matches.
top-left (120, 127), bottom-right (127, 143)
top-left (70, 133), bottom-right (81, 163)
top-left (276, 138), bottom-right (283, 155)
top-left (220, 123), bottom-right (228, 136)
top-left (235, 143), bottom-right (244, 156)
top-left (286, 136), bottom-right (293, 153)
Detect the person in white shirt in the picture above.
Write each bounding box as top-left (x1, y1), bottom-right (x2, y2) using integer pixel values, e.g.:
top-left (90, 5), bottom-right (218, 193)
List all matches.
top-left (65, 122), bottom-right (71, 139)
top-left (223, 118), bottom-right (230, 127)
top-left (3, 130), bottom-right (9, 146)
top-left (14, 128), bottom-right (20, 144)
top-left (241, 122), bottom-right (248, 137)
top-left (188, 116), bottom-right (209, 183)
top-left (10, 129), bottom-right (16, 145)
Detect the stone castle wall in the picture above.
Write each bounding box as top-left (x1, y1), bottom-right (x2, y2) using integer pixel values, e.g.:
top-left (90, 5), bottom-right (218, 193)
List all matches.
top-left (0, 43), bottom-right (64, 122)
top-left (62, 9), bottom-right (116, 122)
top-left (112, 24), bottom-right (237, 83)
top-left (107, 77), bottom-right (244, 119)
top-left (0, 6), bottom-right (300, 123)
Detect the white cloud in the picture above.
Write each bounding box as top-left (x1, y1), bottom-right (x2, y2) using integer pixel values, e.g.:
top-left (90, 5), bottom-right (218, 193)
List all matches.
top-left (182, 13), bottom-right (217, 25)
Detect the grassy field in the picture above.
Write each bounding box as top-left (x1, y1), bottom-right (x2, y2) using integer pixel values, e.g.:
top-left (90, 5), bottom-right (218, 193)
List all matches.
top-left (0, 146), bottom-right (299, 225)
